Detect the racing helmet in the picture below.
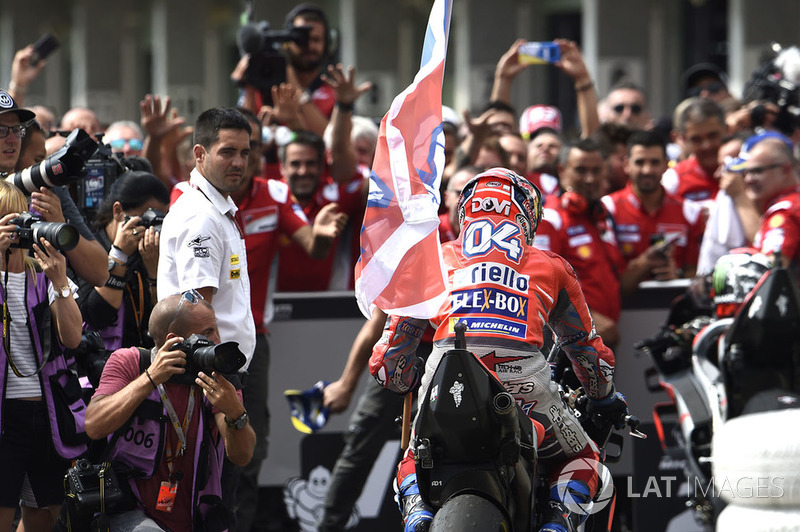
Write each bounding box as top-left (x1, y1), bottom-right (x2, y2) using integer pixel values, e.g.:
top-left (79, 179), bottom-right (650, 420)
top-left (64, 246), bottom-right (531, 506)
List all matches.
top-left (457, 167), bottom-right (543, 245)
top-left (711, 248), bottom-right (772, 318)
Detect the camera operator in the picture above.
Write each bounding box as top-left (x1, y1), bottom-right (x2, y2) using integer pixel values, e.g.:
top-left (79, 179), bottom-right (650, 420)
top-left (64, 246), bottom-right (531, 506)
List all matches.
top-left (0, 95), bottom-right (109, 288)
top-left (77, 171), bottom-right (169, 354)
top-left (84, 292), bottom-right (255, 532)
top-left (0, 180), bottom-right (84, 532)
top-left (235, 3), bottom-right (335, 137)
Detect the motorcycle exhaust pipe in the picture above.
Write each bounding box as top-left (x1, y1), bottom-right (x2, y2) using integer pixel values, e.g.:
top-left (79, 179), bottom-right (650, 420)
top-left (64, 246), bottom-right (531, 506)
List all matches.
top-left (493, 392), bottom-right (518, 431)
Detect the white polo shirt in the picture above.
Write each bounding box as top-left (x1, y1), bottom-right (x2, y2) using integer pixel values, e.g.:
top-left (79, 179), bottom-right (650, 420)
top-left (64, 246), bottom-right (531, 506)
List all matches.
top-left (158, 169), bottom-right (256, 368)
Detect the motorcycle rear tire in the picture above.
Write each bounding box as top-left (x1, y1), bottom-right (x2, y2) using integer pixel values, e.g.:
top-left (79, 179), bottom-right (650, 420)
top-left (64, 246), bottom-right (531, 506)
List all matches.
top-left (429, 494), bottom-right (512, 531)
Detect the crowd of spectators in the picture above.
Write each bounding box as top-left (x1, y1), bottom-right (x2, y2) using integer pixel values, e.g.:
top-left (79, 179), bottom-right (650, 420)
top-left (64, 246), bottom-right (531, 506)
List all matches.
top-left (1, 2), bottom-right (799, 531)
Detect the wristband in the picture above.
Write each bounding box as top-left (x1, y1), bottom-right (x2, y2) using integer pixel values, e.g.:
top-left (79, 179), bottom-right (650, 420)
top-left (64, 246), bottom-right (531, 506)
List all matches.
top-left (109, 245), bottom-right (129, 264)
top-left (575, 80), bottom-right (594, 92)
top-left (145, 369), bottom-right (158, 390)
top-left (105, 273), bottom-right (126, 290)
top-left (336, 101), bottom-right (355, 112)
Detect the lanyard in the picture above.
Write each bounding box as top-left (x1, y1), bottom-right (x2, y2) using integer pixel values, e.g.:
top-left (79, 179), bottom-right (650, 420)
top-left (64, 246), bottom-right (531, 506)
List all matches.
top-left (157, 382), bottom-right (195, 469)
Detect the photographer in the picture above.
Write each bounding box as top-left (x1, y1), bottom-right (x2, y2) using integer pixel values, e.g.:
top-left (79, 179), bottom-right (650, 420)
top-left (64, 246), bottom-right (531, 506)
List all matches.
top-left (235, 3), bottom-right (335, 137)
top-left (78, 171), bottom-right (168, 355)
top-left (84, 292), bottom-right (255, 532)
top-left (0, 180), bottom-right (84, 531)
top-left (1, 96), bottom-right (109, 288)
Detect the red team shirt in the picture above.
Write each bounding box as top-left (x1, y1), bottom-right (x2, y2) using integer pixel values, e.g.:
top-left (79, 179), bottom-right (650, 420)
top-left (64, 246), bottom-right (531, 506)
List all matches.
top-left (754, 187), bottom-right (800, 266)
top-left (662, 155), bottom-right (719, 204)
top-left (277, 174), bottom-right (365, 291)
top-left (602, 183), bottom-right (705, 271)
top-left (533, 197), bottom-right (625, 321)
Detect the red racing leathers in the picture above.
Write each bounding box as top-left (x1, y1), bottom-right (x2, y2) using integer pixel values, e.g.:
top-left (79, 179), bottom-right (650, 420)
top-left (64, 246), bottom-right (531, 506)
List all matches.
top-left (370, 226), bottom-right (617, 502)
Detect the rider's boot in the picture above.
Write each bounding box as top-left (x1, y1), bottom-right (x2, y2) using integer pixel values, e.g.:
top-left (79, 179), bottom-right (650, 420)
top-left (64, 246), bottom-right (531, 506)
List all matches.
top-left (539, 501), bottom-right (583, 532)
top-left (540, 478), bottom-right (593, 532)
top-left (395, 473), bottom-right (433, 532)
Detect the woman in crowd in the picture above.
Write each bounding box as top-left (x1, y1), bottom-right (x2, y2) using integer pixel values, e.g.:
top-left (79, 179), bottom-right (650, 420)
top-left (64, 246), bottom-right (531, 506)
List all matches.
top-left (78, 171), bottom-right (169, 358)
top-left (0, 180), bottom-right (83, 530)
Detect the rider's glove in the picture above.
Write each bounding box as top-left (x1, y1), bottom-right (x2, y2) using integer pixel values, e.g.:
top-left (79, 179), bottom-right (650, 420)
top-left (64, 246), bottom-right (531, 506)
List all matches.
top-left (587, 389), bottom-right (629, 430)
top-left (369, 315), bottom-right (426, 395)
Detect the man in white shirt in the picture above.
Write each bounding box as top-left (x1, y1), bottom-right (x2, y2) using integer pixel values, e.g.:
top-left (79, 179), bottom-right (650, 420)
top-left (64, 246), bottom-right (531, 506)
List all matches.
top-left (158, 107), bottom-right (256, 367)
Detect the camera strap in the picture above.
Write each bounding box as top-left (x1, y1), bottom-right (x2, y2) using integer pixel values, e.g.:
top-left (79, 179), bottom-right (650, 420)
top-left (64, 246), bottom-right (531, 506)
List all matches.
top-left (2, 260), bottom-right (49, 378)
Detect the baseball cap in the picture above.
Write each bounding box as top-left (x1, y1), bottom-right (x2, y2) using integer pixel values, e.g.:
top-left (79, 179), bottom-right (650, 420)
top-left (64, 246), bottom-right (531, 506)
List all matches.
top-left (726, 131), bottom-right (794, 172)
top-left (442, 105), bottom-right (461, 129)
top-left (682, 63), bottom-right (728, 96)
top-left (519, 105), bottom-right (561, 140)
top-left (0, 90), bottom-right (35, 123)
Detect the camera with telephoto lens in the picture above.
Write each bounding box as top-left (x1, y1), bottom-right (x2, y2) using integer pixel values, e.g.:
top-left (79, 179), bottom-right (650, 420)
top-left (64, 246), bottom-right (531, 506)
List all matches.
top-left (8, 212), bottom-right (79, 252)
top-left (124, 208), bottom-right (166, 233)
top-left (169, 333), bottom-right (246, 385)
top-left (4, 128), bottom-right (97, 194)
top-left (236, 20), bottom-right (311, 106)
top-left (65, 459), bottom-right (124, 514)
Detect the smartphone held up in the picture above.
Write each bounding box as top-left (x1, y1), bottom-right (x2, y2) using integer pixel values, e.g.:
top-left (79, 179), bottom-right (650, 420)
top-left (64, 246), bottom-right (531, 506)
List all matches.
top-left (30, 33), bottom-right (60, 66)
top-left (518, 41), bottom-right (561, 65)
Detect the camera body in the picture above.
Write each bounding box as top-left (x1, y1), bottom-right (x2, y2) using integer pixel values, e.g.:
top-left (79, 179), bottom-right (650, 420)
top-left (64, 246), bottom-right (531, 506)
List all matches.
top-left (8, 212), bottom-right (79, 252)
top-left (75, 140), bottom-right (130, 220)
top-left (64, 330), bottom-right (109, 389)
top-left (169, 334), bottom-right (246, 386)
top-left (236, 20), bottom-right (312, 105)
top-left (65, 459), bottom-right (124, 514)
top-left (124, 208), bottom-right (165, 233)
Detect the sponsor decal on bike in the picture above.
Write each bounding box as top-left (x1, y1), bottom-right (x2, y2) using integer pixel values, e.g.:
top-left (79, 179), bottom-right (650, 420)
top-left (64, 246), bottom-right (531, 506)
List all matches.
top-left (448, 317), bottom-right (526, 339)
top-left (450, 287), bottom-right (528, 319)
top-left (450, 381), bottom-right (464, 407)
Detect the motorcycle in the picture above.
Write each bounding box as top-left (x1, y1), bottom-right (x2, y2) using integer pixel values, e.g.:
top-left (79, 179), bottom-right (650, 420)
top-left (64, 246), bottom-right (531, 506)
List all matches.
top-left (636, 258), bottom-right (800, 529)
top-left (412, 322), bottom-right (642, 531)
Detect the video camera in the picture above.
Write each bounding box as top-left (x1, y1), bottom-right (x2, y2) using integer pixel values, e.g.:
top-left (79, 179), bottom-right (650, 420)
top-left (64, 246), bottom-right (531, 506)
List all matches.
top-left (169, 333), bottom-right (246, 386)
top-left (742, 42), bottom-right (800, 136)
top-left (74, 136), bottom-right (131, 221)
top-left (236, 20), bottom-right (312, 105)
top-left (8, 212), bottom-right (79, 252)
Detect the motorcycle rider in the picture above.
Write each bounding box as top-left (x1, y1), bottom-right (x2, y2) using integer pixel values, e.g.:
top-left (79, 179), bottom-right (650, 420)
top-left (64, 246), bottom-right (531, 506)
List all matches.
top-left (369, 167), bottom-right (628, 532)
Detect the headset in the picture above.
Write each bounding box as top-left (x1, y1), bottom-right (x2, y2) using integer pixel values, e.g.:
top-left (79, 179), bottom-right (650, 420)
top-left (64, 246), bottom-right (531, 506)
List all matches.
top-left (284, 3), bottom-right (332, 59)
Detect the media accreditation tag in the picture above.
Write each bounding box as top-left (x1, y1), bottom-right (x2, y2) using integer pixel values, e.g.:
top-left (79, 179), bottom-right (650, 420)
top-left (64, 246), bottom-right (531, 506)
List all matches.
top-left (156, 480), bottom-right (178, 512)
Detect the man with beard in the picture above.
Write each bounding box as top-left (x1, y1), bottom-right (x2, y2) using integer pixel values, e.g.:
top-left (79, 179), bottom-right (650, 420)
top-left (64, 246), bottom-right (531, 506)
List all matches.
top-left (276, 130), bottom-right (365, 291)
top-left (662, 97), bottom-right (726, 208)
top-left (602, 130), bottom-right (704, 294)
top-left (534, 138), bottom-right (624, 348)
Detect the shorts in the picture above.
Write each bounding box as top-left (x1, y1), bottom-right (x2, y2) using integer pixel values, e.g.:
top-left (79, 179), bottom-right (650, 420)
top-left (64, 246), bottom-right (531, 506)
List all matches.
top-left (0, 399), bottom-right (71, 508)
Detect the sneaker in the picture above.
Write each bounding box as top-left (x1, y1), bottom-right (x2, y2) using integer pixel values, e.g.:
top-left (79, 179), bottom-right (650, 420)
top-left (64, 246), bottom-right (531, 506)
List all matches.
top-left (539, 501), bottom-right (580, 532)
top-left (397, 474), bottom-right (433, 532)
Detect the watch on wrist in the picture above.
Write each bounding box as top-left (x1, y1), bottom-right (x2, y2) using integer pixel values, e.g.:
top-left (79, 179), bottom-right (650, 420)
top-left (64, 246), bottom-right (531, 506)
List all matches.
top-left (55, 285), bottom-right (74, 299)
top-left (225, 410), bottom-right (248, 430)
top-left (107, 257), bottom-right (125, 272)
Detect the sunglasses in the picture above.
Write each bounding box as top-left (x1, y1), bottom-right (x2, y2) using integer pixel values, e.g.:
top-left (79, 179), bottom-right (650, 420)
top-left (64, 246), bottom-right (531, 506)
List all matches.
top-left (744, 161), bottom-right (786, 177)
top-left (688, 81), bottom-right (726, 98)
top-left (169, 289), bottom-right (205, 331)
top-left (108, 138), bottom-right (144, 151)
top-left (611, 103), bottom-right (643, 116)
top-left (0, 125), bottom-right (26, 139)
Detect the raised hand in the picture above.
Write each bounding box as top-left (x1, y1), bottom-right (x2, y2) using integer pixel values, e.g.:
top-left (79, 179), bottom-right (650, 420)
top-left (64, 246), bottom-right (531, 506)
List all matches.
top-left (322, 64), bottom-right (372, 107)
top-left (313, 202), bottom-right (349, 239)
top-left (140, 94), bottom-right (187, 140)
